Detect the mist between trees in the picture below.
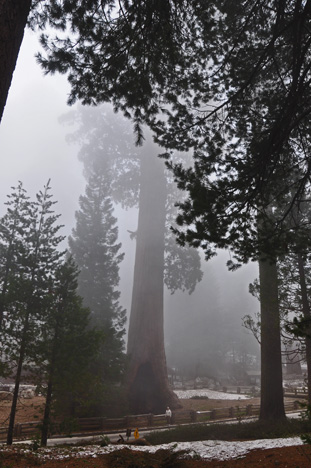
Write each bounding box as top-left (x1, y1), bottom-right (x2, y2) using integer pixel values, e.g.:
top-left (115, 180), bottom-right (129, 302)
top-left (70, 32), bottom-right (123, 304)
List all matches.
top-left (0, 105), bottom-right (260, 443)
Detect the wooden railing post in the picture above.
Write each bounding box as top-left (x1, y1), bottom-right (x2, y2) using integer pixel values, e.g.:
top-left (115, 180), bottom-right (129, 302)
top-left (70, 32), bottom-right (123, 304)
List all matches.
top-left (13, 423), bottom-right (22, 438)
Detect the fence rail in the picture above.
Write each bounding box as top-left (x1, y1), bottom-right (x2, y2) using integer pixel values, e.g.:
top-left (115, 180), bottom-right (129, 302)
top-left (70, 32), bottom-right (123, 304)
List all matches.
top-left (0, 400), bottom-right (301, 442)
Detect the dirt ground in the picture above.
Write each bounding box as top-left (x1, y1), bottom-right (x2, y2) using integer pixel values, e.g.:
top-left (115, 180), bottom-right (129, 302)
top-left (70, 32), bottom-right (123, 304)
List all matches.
top-left (0, 394), bottom-right (261, 426)
top-left (1, 395), bottom-right (310, 467)
top-left (176, 396), bottom-right (261, 412)
top-left (0, 395), bottom-right (45, 426)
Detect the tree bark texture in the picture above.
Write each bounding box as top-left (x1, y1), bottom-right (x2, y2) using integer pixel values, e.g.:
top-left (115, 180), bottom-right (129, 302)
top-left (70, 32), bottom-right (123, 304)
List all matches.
top-left (0, 0), bottom-right (31, 122)
top-left (259, 256), bottom-right (286, 421)
top-left (297, 253), bottom-right (311, 404)
top-left (127, 141), bottom-right (180, 414)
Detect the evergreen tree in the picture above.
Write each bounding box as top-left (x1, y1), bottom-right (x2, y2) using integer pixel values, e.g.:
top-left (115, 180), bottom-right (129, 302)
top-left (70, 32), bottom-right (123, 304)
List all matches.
top-left (0, 182), bottom-right (31, 378)
top-left (2, 180), bottom-right (65, 445)
top-left (38, 257), bottom-right (102, 446)
top-left (68, 158), bottom-right (126, 386)
top-left (0, 182), bottom-right (30, 332)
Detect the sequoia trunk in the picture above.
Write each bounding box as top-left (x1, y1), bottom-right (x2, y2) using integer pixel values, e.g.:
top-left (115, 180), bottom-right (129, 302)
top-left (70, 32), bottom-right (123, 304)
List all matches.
top-left (127, 141), bottom-right (180, 414)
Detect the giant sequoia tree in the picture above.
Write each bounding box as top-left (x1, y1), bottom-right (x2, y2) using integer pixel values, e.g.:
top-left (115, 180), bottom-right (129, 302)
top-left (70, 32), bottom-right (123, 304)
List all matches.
top-left (67, 105), bottom-right (202, 413)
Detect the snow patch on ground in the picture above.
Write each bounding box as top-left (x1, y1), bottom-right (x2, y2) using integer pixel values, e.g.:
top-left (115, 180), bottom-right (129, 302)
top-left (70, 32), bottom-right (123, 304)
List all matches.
top-left (174, 388), bottom-right (250, 400)
top-left (1, 437), bottom-right (304, 462)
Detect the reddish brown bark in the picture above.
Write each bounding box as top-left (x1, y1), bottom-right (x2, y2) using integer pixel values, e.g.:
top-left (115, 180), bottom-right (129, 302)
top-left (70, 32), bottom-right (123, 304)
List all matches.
top-left (127, 141), bottom-right (180, 414)
top-left (0, 0), bottom-right (31, 122)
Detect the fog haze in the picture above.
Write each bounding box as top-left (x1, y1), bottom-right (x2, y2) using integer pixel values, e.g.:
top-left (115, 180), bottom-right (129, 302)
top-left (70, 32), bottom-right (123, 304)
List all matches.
top-left (0, 29), bottom-right (260, 378)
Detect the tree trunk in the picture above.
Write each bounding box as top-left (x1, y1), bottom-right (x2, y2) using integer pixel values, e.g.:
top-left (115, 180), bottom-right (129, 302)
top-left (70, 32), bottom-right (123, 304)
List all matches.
top-left (259, 256), bottom-right (285, 421)
top-left (6, 313), bottom-right (29, 445)
top-left (41, 326), bottom-right (59, 447)
top-left (127, 141), bottom-right (180, 414)
top-left (0, 0), bottom-right (31, 122)
top-left (297, 253), bottom-right (311, 404)
top-left (40, 378), bottom-right (53, 447)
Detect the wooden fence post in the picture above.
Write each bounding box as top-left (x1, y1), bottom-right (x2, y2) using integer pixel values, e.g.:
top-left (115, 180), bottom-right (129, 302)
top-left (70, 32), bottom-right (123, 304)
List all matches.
top-left (13, 423), bottom-right (22, 438)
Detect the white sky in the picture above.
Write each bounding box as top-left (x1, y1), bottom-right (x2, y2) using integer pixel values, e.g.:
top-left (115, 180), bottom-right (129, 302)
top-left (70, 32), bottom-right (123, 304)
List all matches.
top-left (0, 29), bottom-right (139, 315)
top-left (0, 29), bottom-right (85, 237)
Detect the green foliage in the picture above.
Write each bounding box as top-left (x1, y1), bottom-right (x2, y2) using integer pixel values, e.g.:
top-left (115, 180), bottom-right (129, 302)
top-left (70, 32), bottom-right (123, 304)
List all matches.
top-left (35, 257), bottom-right (104, 424)
top-left (190, 395), bottom-right (209, 400)
top-left (0, 180), bottom-right (65, 379)
top-left (30, 434), bottom-right (40, 451)
top-left (146, 419), bottom-right (311, 445)
top-left (99, 435), bottom-right (110, 447)
top-left (68, 158), bottom-right (126, 389)
top-left (0, 181), bottom-right (104, 442)
top-left (298, 402), bottom-right (311, 445)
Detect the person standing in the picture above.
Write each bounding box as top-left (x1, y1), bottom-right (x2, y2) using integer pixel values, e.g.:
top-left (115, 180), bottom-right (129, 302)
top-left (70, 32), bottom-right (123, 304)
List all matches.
top-left (165, 406), bottom-right (172, 425)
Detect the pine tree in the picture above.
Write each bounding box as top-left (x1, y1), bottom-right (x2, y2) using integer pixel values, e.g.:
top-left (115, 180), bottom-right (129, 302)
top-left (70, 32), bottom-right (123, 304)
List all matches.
top-left (0, 181), bottom-right (30, 332)
top-left (69, 159), bottom-right (126, 387)
top-left (0, 182), bottom-right (31, 378)
top-left (39, 257), bottom-right (102, 446)
top-left (3, 180), bottom-right (65, 445)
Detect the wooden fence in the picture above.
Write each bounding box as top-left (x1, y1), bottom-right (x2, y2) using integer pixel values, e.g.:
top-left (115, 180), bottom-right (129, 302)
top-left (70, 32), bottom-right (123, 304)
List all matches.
top-left (0, 400), bottom-right (301, 442)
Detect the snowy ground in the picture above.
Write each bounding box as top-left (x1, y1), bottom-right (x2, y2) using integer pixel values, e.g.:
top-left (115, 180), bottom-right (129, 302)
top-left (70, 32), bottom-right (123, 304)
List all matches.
top-left (174, 388), bottom-right (251, 400)
top-left (1, 437), bottom-right (304, 462)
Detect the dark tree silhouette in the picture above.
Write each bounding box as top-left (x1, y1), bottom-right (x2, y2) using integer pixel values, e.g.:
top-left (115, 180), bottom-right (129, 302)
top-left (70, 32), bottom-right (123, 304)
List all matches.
top-left (0, 0), bottom-right (32, 122)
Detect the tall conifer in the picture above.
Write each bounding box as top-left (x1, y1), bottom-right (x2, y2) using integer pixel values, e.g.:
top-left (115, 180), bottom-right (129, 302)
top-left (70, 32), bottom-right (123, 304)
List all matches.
top-left (69, 160), bottom-right (126, 384)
